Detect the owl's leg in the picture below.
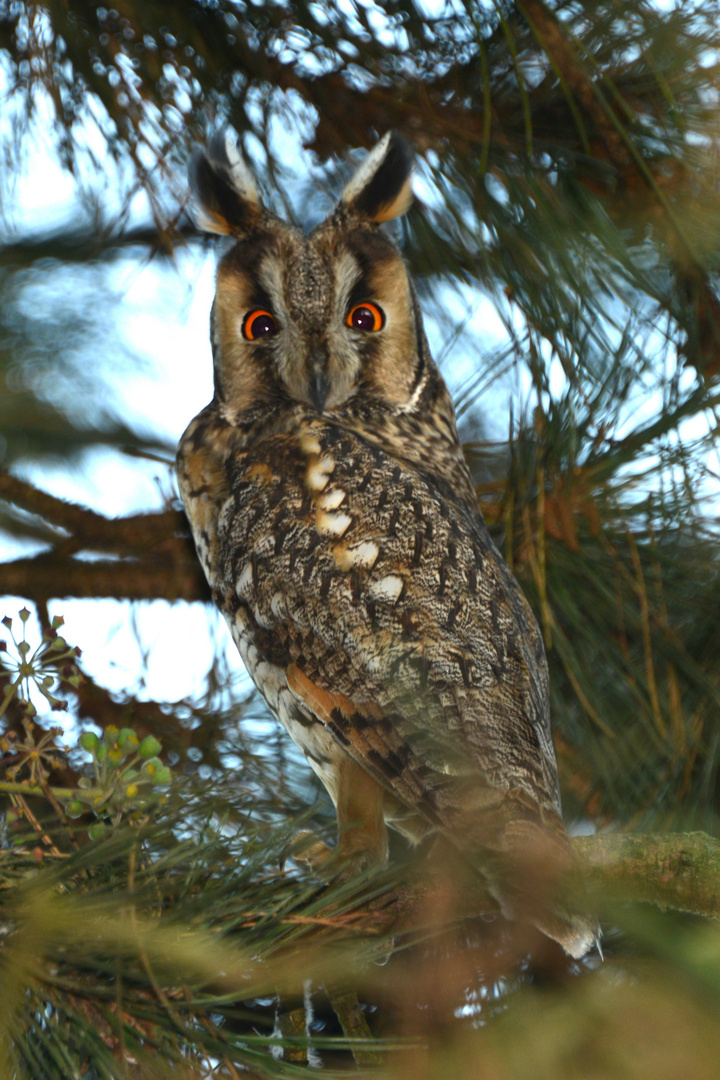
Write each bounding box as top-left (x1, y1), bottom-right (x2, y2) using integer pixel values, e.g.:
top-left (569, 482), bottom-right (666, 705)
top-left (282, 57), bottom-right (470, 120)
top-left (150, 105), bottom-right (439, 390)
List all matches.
top-left (333, 755), bottom-right (389, 871)
top-left (290, 757), bottom-right (388, 873)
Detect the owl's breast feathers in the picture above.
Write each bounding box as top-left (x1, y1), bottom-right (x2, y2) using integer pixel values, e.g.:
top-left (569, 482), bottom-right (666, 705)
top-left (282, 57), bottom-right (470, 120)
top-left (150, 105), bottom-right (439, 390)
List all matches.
top-left (178, 404), bottom-right (565, 857)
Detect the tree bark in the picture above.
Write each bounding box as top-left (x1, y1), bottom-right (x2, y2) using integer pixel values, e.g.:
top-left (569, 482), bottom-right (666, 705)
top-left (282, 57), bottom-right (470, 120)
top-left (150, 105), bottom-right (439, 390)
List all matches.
top-left (573, 831), bottom-right (720, 920)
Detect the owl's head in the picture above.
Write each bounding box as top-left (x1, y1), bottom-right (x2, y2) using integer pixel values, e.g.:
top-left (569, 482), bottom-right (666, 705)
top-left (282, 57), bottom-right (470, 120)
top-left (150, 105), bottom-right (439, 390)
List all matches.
top-left (190, 131), bottom-right (429, 422)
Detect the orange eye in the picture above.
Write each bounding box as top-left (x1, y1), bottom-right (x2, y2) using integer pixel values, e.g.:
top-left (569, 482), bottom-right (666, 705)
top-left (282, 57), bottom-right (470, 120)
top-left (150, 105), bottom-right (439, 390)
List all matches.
top-left (346, 302), bottom-right (384, 332)
top-left (242, 309), bottom-right (278, 340)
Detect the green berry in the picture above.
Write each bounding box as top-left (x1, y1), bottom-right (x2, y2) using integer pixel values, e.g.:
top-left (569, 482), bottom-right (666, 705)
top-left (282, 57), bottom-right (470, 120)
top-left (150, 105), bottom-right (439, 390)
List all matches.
top-left (150, 766), bottom-right (172, 787)
top-left (88, 822), bottom-right (109, 841)
top-left (65, 801), bottom-right (85, 819)
top-left (117, 728), bottom-right (139, 752)
top-left (103, 725), bottom-right (119, 745)
top-left (138, 735), bottom-right (162, 759)
top-left (79, 731), bottom-right (99, 754)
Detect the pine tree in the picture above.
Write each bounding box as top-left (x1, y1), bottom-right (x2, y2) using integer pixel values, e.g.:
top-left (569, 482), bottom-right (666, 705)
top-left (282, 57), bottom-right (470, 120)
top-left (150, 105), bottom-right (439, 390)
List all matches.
top-left (3, 1), bottom-right (720, 1075)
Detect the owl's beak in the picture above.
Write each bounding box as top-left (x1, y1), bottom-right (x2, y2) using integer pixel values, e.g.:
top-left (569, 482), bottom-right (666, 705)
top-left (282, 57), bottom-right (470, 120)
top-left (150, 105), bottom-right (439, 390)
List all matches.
top-left (308, 368), bottom-right (330, 414)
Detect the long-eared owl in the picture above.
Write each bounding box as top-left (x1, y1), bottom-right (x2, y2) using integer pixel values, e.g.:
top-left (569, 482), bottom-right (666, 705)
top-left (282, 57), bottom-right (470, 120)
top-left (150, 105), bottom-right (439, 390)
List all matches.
top-left (177, 131), bottom-right (597, 958)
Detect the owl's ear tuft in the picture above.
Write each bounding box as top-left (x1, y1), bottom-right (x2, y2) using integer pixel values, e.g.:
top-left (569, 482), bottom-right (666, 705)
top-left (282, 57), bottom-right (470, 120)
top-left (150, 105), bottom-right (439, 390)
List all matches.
top-left (190, 131), bottom-right (263, 237)
top-left (340, 132), bottom-right (413, 224)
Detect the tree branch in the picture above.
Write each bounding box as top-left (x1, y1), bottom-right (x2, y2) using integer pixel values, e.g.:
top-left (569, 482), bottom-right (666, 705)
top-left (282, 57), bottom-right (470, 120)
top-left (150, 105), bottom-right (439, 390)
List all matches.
top-left (0, 471), bottom-right (185, 555)
top-left (0, 553), bottom-right (208, 603)
top-left (0, 470), bottom-right (210, 603)
top-left (573, 831), bottom-right (720, 920)
top-left (324, 832), bottom-right (720, 944)
top-left (519, 0), bottom-right (632, 169)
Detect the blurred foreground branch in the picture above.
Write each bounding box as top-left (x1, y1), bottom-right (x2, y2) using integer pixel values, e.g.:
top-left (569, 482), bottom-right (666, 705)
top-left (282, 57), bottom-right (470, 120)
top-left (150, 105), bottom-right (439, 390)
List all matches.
top-left (318, 831), bottom-right (720, 939)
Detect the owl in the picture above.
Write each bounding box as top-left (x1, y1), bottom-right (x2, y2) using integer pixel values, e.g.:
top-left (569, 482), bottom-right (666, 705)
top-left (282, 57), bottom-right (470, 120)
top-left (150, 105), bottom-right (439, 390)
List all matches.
top-left (177, 131), bottom-right (597, 958)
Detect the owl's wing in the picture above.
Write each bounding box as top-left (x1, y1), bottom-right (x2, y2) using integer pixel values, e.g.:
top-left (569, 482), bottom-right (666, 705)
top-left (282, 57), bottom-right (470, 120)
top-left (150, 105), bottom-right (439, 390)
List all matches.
top-left (204, 419), bottom-right (563, 849)
top-left (181, 415), bottom-right (597, 956)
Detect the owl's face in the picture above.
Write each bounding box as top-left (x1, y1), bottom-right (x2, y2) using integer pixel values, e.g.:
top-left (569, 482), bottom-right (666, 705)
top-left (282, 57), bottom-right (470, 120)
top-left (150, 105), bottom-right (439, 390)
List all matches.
top-left (191, 133), bottom-right (425, 424)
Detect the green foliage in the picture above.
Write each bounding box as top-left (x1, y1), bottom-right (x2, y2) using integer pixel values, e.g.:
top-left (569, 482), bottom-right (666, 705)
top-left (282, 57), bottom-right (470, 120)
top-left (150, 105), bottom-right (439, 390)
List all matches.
top-left (1, 717), bottom-right (409, 1077)
top-left (73, 721), bottom-right (173, 829)
top-left (3, 723), bottom-right (720, 1078)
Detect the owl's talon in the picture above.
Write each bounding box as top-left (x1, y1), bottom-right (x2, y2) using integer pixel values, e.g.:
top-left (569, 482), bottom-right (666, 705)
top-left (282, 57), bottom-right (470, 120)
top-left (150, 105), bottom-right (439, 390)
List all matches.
top-left (289, 830), bottom-right (335, 871)
top-left (329, 852), bottom-right (372, 882)
top-left (288, 827), bottom-right (384, 879)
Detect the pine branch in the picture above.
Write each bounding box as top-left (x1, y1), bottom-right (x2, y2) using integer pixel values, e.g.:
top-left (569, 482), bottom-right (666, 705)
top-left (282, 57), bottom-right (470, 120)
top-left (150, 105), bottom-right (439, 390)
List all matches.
top-left (0, 471), bottom-right (183, 554)
top-left (2, 816), bottom-right (719, 938)
top-left (0, 470), bottom-right (209, 603)
top-left (0, 553), bottom-right (208, 602)
top-left (293, 831), bottom-right (720, 944)
top-left (3, 780), bottom-right (720, 1076)
top-left (573, 831), bottom-right (720, 919)
top-left (516, 1), bottom-right (720, 378)
top-left (342, 831), bottom-right (720, 940)
top-left (519, 0), bottom-right (631, 168)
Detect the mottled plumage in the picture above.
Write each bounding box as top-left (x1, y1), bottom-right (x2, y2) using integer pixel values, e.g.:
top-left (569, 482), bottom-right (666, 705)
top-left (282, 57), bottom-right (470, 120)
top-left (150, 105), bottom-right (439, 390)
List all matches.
top-left (177, 131), bottom-right (597, 956)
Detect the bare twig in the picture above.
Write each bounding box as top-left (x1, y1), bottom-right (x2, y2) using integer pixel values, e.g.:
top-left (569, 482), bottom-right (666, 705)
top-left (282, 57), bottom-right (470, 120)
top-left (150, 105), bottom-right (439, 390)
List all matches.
top-left (327, 988), bottom-right (383, 1069)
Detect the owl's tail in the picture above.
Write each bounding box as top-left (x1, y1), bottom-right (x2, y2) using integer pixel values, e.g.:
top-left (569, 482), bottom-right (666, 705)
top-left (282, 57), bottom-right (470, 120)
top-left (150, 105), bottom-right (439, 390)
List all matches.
top-left (449, 807), bottom-right (601, 959)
